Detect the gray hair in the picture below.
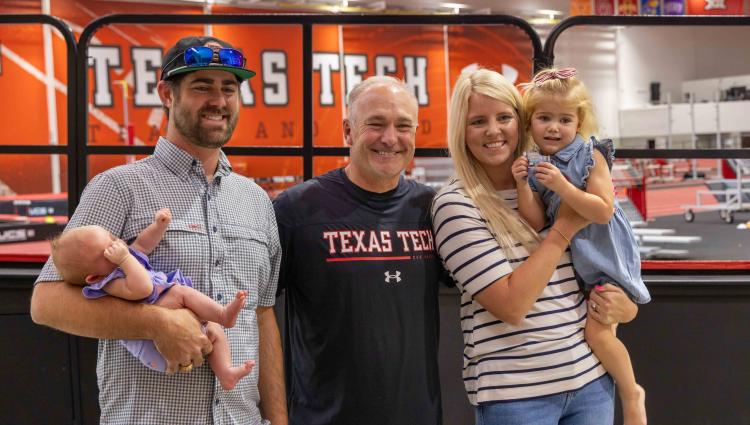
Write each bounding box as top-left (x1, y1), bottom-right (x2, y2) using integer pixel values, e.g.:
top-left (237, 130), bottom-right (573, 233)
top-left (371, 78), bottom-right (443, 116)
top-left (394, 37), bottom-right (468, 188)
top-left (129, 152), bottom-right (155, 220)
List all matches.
top-left (346, 76), bottom-right (418, 124)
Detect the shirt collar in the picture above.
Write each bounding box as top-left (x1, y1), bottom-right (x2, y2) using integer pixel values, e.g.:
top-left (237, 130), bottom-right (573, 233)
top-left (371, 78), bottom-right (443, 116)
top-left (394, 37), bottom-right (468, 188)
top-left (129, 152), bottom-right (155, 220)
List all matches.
top-left (154, 137), bottom-right (233, 181)
top-left (552, 134), bottom-right (585, 163)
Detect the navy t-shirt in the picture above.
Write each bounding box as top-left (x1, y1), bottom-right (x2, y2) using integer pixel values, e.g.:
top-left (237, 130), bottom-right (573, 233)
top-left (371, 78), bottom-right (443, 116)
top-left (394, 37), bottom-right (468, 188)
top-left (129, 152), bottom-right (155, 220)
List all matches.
top-left (273, 168), bottom-right (443, 425)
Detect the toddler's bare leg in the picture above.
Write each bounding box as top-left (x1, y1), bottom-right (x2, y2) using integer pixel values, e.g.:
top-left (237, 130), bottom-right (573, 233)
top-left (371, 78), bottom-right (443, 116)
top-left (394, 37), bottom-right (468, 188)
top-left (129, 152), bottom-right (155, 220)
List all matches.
top-left (586, 315), bottom-right (647, 425)
top-left (205, 322), bottom-right (255, 391)
top-left (158, 286), bottom-right (247, 328)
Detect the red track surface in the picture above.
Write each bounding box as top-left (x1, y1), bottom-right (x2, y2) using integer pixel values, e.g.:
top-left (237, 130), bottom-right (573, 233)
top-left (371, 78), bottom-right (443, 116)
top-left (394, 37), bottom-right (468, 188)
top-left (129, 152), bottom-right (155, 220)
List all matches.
top-left (645, 183), bottom-right (718, 218)
top-left (0, 241), bottom-right (51, 262)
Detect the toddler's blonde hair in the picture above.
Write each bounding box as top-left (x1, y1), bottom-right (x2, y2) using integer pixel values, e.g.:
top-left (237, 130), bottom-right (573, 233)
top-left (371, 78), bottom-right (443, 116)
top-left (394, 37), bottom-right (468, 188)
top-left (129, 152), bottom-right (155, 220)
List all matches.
top-left (520, 67), bottom-right (598, 145)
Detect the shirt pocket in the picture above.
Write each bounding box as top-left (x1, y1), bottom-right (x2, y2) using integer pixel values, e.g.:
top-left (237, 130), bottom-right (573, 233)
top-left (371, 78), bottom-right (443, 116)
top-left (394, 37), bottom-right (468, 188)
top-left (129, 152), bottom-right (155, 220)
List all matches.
top-left (149, 219), bottom-right (208, 278)
top-left (221, 224), bottom-right (271, 308)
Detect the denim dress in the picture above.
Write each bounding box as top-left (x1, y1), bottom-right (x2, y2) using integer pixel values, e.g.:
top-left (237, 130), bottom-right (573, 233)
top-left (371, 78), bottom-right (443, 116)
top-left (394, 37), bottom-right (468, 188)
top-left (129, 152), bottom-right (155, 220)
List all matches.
top-left (529, 135), bottom-right (651, 304)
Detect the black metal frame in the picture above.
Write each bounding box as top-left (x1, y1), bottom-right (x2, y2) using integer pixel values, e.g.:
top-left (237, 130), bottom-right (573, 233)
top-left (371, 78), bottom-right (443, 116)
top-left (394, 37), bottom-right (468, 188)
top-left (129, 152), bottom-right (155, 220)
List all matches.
top-left (0, 15), bottom-right (84, 425)
top-left (77, 13), bottom-right (542, 203)
top-left (2, 13), bottom-right (750, 424)
top-left (0, 15), bottom-right (78, 212)
top-left (1, 13), bottom-right (749, 247)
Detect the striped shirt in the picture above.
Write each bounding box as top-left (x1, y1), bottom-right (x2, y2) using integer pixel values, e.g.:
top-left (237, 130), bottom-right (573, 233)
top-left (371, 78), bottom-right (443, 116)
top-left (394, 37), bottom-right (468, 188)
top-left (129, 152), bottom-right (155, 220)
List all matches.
top-left (431, 179), bottom-right (605, 405)
top-left (36, 138), bottom-right (281, 425)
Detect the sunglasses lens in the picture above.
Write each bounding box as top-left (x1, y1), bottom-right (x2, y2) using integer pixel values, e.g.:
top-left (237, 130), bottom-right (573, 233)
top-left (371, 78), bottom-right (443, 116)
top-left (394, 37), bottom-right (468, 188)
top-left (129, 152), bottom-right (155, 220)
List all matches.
top-left (183, 46), bottom-right (214, 66)
top-left (219, 49), bottom-right (244, 67)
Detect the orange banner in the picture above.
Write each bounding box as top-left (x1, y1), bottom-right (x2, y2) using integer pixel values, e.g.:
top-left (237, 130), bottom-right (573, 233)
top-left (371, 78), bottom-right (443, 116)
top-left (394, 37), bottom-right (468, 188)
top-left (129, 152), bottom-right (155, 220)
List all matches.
top-left (687, 0), bottom-right (743, 14)
top-left (570, 0), bottom-right (594, 16)
top-left (0, 0), bottom-right (535, 195)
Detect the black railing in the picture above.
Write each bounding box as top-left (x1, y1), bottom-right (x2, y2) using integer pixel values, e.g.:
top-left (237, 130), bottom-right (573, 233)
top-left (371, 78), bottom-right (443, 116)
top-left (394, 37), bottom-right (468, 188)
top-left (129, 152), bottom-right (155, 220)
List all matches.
top-left (0, 13), bottom-right (84, 425)
top-left (0, 14), bottom-right (78, 211)
top-left (77, 13), bottom-right (542, 199)
top-left (3, 13), bottom-right (750, 220)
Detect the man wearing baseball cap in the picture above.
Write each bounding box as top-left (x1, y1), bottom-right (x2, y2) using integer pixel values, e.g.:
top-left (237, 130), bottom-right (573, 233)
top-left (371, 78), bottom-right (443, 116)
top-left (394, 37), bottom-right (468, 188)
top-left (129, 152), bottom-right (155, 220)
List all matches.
top-left (31, 36), bottom-right (287, 425)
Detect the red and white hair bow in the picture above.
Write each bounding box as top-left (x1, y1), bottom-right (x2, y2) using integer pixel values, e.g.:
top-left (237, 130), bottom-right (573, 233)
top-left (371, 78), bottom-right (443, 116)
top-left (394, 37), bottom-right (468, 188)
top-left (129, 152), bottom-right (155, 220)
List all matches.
top-left (532, 67), bottom-right (578, 86)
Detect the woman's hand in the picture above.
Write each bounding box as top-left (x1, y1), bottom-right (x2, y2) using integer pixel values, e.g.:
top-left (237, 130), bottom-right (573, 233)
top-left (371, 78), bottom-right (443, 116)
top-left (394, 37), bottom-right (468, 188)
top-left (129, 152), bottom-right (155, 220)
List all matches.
top-left (588, 284), bottom-right (639, 325)
top-left (552, 202), bottom-right (590, 242)
top-left (511, 155), bottom-right (529, 186)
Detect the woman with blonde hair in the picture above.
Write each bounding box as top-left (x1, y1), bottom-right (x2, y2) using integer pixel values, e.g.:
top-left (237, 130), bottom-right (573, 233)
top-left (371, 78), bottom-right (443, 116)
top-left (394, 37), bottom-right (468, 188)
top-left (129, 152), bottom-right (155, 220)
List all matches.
top-left (431, 68), bottom-right (637, 424)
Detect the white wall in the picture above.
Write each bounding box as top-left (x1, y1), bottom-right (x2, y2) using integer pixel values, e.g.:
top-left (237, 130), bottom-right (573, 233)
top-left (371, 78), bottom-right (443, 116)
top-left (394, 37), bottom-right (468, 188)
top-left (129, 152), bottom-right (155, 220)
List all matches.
top-left (551, 26), bottom-right (619, 139)
top-left (553, 25), bottom-right (750, 142)
top-left (616, 26), bottom-right (750, 111)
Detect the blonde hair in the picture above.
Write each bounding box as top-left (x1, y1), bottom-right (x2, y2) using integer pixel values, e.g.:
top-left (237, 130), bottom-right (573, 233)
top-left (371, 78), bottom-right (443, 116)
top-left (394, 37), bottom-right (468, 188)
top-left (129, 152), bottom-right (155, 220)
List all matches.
top-left (50, 228), bottom-right (102, 285)
top-left (521, 67), bottom-right (598, 144)
top-left (447, 68), bottom-right (540, 254)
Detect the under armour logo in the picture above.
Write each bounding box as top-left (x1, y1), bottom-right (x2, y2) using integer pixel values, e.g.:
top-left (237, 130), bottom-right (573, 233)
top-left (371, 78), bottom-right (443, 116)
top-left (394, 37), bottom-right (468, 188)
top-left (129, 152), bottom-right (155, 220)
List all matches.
top-left (705, 0), bottom-right (726, 9)
top-left (384, 271), bottom-right (402, 283)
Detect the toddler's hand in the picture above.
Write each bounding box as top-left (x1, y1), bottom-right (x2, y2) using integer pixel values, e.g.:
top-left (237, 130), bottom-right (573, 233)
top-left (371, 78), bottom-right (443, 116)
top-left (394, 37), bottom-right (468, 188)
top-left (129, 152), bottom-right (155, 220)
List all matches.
top-left (511, 156), bottom-right (529, 185)
top-left (532, 162), bottom-right (566, 192)
top-left (104, 239), bottom-right (130, 265)
top-left (155, 208), bottom-right (172, 226)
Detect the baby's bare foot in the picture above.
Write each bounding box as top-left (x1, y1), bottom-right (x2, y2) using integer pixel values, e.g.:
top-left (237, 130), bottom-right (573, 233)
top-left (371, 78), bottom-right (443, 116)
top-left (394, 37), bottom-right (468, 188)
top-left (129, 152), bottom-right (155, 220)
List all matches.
top-left (221, 291), bottom-right (247, 328)
top-left (622, 384), bottom-right (647, 425)
top-left (217, 360), bottom-right (255, 391)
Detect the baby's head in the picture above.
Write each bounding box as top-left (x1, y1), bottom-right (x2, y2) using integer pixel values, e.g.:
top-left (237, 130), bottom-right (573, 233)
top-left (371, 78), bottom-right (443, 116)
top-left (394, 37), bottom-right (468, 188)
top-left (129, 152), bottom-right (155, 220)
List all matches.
top-left (520, 67), bottom-right (597, 155)
top-left (50, 225), bottom-right (118, 285)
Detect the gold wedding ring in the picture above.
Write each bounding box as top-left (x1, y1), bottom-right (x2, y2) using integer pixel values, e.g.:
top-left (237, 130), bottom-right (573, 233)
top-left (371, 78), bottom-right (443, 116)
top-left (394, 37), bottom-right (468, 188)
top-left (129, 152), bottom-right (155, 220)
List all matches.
top-left (179, 362), bottom-right (194, 373)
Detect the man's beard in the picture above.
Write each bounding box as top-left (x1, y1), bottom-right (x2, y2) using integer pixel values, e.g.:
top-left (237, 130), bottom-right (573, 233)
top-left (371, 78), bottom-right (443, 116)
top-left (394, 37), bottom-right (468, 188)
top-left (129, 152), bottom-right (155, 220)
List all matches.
top-left (173, 104), bottom-right (238, 149)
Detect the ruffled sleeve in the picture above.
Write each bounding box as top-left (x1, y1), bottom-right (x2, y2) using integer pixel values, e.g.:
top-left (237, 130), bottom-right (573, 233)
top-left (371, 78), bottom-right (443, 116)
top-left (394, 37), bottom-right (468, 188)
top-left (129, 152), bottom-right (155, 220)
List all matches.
top-left (582, 136), bottom-right (615, 187)
top-left (81, 247), bottom-right (153, 299)
top-left (82, 268), bottom-right (125, 299)
top-left (593, 137), bottom-right (615, 170)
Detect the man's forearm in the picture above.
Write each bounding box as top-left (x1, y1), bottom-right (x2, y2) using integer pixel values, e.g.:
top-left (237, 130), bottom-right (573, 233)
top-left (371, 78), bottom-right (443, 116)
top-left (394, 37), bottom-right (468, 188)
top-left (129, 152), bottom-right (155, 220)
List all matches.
top-left (257, 306), bottom-right (287, 425)
top-left (30, 281), bottom-right (163, 340)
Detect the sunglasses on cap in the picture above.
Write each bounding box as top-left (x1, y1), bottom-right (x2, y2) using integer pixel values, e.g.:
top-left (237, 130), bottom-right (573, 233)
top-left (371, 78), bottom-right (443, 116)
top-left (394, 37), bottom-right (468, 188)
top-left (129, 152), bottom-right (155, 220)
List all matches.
top-left (162, 45), bottom-right (254, 80)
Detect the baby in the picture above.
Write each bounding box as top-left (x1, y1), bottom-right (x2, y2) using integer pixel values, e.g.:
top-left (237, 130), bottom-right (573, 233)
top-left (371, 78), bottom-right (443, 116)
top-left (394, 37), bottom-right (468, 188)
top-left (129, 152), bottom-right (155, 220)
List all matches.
top-left (50, 208), bottom-right (253, 390)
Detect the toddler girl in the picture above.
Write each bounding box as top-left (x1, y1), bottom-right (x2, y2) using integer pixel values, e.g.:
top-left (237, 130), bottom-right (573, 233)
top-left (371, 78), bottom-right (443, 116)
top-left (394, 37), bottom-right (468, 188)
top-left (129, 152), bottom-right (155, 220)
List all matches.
top-left (50, 208), bottom-right (254, 390)
top-left (513, 67), bottom-right (650, 425)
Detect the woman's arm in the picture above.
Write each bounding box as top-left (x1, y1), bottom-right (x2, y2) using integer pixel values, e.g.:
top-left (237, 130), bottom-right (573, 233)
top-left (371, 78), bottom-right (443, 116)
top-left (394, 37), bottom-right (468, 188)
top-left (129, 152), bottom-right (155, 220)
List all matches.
top-left (534, 150), bottom-right (615, 224)
top-left (473, 203), bottom-right (589, 325)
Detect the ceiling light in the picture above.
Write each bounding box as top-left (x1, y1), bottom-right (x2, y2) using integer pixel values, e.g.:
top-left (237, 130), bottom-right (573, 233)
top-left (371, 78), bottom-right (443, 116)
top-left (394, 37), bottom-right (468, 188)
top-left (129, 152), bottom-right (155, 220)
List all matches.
top-left (536, 8), bottom-right (562, 20)
top-left (441, 2), bottom-right (467, 9)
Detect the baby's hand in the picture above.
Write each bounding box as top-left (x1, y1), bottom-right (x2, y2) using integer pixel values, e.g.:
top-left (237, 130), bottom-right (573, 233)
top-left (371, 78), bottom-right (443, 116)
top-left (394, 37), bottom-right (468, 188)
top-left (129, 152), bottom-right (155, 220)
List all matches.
top-left (155, 208), bottom-right (172, 226)
top-left (104, 239), bottom-right (130, 265)
top-left (532, 162), bottom-right (567, 192)
top-left (511, 156), bottom-right (529, 185)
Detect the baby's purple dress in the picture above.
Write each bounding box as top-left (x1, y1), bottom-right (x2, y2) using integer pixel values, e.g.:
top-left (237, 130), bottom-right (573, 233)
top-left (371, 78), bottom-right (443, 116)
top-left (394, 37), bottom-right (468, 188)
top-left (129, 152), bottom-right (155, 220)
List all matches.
top-left (83, 247), bottom-right (193, 372)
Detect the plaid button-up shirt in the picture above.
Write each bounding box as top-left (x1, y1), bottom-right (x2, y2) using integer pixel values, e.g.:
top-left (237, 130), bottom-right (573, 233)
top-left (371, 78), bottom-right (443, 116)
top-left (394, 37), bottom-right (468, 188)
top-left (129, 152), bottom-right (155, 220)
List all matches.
top-left (37, 137), bottom-right (281, 425)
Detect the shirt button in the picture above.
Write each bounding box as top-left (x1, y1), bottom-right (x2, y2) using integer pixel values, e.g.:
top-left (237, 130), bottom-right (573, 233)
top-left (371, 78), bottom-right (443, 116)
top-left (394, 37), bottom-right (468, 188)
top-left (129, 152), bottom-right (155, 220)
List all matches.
top-left (207, 194), bottom-right (211, 201)
top-left (214, 398), bottom-right (220, 405)
top-left (213, 226), bottom-right (218, 233)
top-left (215, 259), bottom-right (221, 266)
top-left (216, 293), bottom-right (223, 301)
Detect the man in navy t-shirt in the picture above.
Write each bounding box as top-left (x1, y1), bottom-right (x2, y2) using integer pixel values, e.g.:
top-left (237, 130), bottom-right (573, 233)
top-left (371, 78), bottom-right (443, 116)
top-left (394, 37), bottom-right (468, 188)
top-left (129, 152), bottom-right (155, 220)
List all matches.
top-left (273, 76), bottom-right (444, 425)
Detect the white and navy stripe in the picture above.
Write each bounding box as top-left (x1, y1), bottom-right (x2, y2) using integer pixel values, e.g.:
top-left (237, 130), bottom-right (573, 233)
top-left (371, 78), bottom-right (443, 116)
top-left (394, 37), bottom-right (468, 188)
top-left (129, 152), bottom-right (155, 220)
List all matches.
top-left (431, 180), bottom-right (605, 405)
